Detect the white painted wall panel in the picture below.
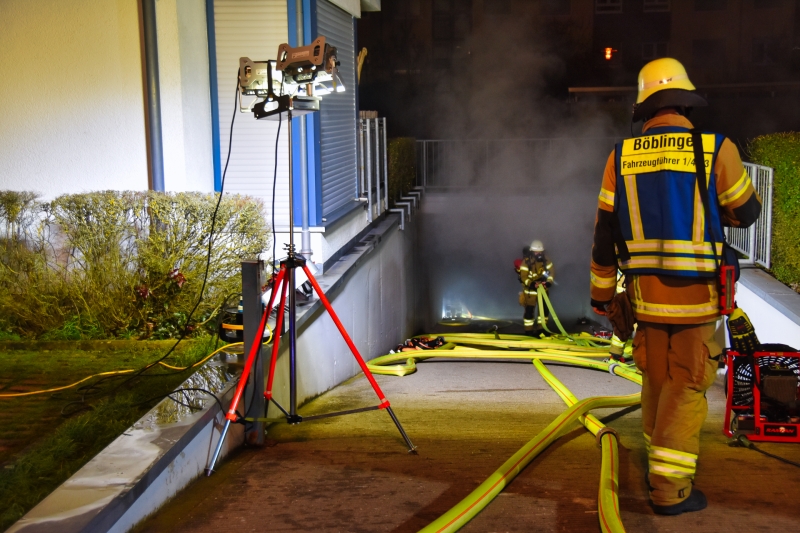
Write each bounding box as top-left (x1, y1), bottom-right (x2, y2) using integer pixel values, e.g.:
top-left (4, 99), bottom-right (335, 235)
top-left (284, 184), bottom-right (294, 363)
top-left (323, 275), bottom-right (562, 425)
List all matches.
top-left (735, 284), bottom-right (800, 349)
top-left (0, 0), bottom-right (148, 197)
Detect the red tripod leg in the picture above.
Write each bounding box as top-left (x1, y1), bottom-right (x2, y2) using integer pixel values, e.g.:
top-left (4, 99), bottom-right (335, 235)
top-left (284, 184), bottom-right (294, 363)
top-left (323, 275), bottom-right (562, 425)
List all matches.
top-left (205, 267), bottom-right (287, 476)
top-left (301, 264), bottom-right (388, 405)
top-left (301, 264), bottom-right (416, 452)
top-left (224, 305), bottom-right (269, 422)
top-left (265, 272), bottom-right (290, 401)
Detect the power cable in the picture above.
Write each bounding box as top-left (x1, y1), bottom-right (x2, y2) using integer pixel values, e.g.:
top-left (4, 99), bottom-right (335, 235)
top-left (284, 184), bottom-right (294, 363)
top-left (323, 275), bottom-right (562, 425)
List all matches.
top-left (134, 387), bottom-right (225, 413)
top-left (731, 434), bottom-right (800, 469)
top-left (55, 76), bottom-right (242, 408)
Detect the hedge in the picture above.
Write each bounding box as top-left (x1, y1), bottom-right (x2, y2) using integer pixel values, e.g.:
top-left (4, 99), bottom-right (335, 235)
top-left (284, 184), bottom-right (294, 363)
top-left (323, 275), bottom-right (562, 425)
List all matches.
top-left (388, 137), bottom-right (416, 204)
top-left (0, 191), bottom-right (270, 339)
top-left (748, 132), bottom-right (800, 289)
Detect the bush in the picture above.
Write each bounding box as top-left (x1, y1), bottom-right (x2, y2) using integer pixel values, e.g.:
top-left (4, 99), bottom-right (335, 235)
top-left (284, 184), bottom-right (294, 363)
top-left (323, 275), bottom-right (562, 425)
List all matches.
top-left (388, 137), bottom-right (416, 205)
top-left (0, 191), bottom-right (270, 339)
top-left (748, 132), bottom-right (800, 288)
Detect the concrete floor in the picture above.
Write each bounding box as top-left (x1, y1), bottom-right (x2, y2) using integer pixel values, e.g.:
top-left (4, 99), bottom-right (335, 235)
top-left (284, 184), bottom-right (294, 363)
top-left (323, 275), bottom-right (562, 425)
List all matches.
top-left (135, 358), bottom-right (800, 532)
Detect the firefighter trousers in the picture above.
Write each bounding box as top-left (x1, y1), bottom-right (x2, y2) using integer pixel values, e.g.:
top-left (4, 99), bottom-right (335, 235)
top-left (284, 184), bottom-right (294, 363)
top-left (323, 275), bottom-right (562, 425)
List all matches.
top-left (632, 320), bottom-right (721, 506)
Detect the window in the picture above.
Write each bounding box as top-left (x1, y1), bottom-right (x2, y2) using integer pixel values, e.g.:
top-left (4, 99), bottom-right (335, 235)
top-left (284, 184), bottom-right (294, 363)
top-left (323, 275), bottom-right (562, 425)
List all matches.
top-left (433, 44), bottom-right (452, 69)
top-left (596, 0), bottom-right (622, 13)
top-left (753, 0), bottom-right (782, 8)
top-left (433, 16), bottom-right (454, 40)
top-left (692, 38), bottom-right (726, 67)
top-left (642, 42), bottom-right (669, 61)
top-left (643, 0), bottom-right (670, 12)
top-left (752, 37), bottom-right (779, 64)
top-left (695, 0), bottom-right (727, 11)
top-left (544, 0), bottom-right (571, 15)
top-left (484, 0), bottom-right (511, 14)
top-left (433, 0), bottom-right (453, 12)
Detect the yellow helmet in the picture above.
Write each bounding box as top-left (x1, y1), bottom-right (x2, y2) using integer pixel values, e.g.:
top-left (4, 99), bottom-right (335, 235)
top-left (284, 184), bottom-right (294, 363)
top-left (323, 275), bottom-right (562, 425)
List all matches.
top-left (632, 58), bottom-right (707, 122)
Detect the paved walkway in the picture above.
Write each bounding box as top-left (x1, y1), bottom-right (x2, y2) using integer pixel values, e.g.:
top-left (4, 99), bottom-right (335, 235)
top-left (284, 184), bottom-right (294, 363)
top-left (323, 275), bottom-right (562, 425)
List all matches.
top-left (135, 358), bottom-right (800, 532)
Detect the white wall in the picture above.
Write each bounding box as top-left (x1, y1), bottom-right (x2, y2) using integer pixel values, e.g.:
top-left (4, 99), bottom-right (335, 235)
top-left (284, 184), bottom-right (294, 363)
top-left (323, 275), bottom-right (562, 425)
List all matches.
top-left (0, 0), bottom-right (149, 197)
top-left (0, 0), bottom-right (215, 198)
top-left (735, 283), bottom-right (800, 349)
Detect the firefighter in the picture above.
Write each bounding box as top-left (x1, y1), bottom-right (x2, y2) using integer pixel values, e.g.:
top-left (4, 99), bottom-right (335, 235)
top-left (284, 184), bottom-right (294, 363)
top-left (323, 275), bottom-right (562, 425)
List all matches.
top-left (515, 240), bottom-right (554, 335)
top-left (590, 58), bottom-right (761, 515)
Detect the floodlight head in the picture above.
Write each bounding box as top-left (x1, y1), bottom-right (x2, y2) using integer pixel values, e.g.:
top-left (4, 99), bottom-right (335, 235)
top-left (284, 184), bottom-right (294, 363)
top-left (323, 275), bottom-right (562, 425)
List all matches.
top-left (276, 36), bottom-right (345, 93)
top-left (238, 58), bottom-right (282, 98)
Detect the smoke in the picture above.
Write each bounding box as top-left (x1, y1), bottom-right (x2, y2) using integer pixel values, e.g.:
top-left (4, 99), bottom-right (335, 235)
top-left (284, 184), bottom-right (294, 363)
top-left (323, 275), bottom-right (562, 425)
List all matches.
top-left (414, 16), bottom-right (627, 331)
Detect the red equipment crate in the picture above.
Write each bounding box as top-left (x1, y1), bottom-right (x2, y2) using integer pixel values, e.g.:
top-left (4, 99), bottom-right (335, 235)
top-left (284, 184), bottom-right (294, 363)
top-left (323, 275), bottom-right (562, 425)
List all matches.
top-left (724, 348), bottom-right (800, 443)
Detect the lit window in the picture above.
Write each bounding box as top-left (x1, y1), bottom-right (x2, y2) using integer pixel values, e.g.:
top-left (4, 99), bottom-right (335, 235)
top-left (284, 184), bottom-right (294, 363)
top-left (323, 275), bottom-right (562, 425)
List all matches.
top-left (643, 0), bottom-right (670, 12)
top-left (596, 0), bottom-right (622, 14)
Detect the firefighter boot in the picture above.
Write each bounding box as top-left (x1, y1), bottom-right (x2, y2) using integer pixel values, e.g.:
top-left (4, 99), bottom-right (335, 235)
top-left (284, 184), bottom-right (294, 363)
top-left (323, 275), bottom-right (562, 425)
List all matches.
top-left (652, 488), bottom-right (707, 516)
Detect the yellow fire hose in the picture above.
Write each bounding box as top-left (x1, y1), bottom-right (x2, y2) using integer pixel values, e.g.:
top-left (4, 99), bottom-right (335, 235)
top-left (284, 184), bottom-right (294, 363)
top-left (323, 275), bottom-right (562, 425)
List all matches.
top-left (364, 293), bottom-right (641, 532)
top-left (0, 325), bottom-right (274, 398)
top-left (533, 360), bottom-right (629, 533)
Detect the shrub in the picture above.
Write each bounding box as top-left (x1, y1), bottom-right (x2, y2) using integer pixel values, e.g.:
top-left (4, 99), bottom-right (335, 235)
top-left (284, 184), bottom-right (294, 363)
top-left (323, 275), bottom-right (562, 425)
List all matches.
top-left (0, 191), bottom-right (270, 339)
top-left (388, 137), bottom-right (416, 205)
top-left (748, 132), bottom-right (800, 288)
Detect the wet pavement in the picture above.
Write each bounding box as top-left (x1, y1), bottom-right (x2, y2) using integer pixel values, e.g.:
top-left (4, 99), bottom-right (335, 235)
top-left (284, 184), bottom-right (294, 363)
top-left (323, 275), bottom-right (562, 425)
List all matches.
top-left (135, 358), bottom-right (800, 532)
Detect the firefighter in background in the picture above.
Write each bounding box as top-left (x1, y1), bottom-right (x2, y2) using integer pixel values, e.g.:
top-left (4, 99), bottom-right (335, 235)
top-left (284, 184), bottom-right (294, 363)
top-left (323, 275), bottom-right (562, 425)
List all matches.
top-left (514, 240), bottom-right (554, 335)
top-left (590, 58), bottom-right (761, 515)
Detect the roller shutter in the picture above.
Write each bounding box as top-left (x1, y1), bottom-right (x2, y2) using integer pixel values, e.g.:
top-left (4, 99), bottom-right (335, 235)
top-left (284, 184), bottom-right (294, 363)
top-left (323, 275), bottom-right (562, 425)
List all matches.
top-left (213, 0), bottom-right (290, 228)
top-left (316, 0), bottom-right (358, 218)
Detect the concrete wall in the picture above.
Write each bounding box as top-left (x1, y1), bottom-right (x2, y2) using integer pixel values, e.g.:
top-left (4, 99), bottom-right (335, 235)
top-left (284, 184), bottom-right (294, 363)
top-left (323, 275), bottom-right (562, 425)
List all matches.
top-left (270, 215), bottom-right (418, 408)
top-left (0, 0), bottom-right (214, 198)
top-left (736, 270), bottom-right (800, 349)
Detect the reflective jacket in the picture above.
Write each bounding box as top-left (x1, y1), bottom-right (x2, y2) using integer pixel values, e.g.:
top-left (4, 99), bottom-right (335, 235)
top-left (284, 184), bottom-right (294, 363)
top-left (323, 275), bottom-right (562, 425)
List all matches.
top-left (613, 126), bottom-right (725, 278)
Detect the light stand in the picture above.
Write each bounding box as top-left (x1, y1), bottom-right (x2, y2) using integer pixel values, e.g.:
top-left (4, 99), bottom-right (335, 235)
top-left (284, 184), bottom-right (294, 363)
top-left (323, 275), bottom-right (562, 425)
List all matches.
top-left (205, 42), bottom-right (415, 476)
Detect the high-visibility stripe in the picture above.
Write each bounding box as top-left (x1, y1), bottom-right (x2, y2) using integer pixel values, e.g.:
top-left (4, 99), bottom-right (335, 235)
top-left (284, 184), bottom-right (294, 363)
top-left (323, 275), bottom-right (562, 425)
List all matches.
top-left (718, 169), bottom-right (752, 206)
top-left (651, 445), bottom-right (697, 466)
top-left (622, 255), bottom-right (718, 272)
top-left (599, 187), bottom-right (615, 206)
top-left (692, 179), bottom-right (705, 243)
top-left (649, 463), bottom-right (695, 479)
top-left (625, 240), bottom-right (723, 255)
top-left (524, 319), bottom-right (535, 326)
top-left (632, 298), bottom-right (718, 318)
top-left (591, 272), bottom-right (617, 289)
top-left (624, 175), bottom-right (645, 240)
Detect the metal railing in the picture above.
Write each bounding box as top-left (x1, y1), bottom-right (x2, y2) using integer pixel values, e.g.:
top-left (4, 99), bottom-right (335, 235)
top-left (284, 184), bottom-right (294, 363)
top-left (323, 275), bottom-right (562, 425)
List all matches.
top-left (358, 117), bottom-right (388, 223)
top-left (415, 137), bottom-right (622, 188)
top-left (416, 139), bottom-right (774, 268)
top-left (726, 162), bottom-right (773, 268)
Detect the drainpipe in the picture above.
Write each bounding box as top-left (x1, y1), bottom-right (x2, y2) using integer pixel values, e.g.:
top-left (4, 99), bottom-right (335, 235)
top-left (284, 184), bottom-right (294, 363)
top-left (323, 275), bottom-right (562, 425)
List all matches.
top-left (297, 0), bottom-right (313, 260)
top-left (142, 0), bottom-right (165, 191)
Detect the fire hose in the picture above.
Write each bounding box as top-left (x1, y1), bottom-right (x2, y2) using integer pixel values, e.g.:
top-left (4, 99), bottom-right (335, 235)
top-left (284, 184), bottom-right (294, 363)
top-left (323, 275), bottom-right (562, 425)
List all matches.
top-left (365, 288), bottom-right (641, 533)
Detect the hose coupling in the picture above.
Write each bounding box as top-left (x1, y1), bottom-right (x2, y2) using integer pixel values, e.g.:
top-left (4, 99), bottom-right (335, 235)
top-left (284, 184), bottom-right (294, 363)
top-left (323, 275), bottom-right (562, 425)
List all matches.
top-left (608, 362), bottom-right (619, 376)
top-left (596, 426), bottom-right (619, 448)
